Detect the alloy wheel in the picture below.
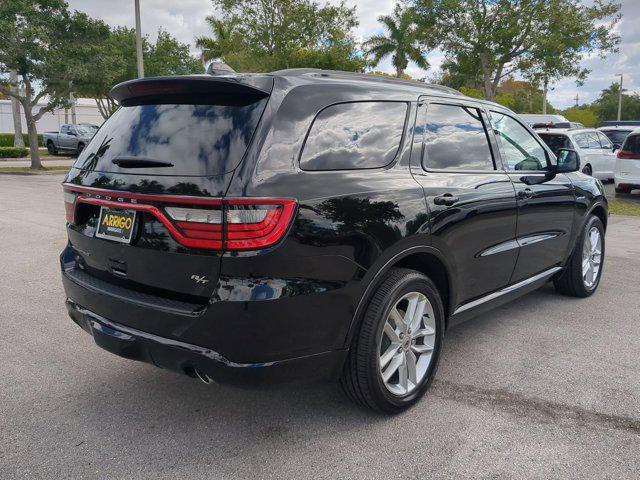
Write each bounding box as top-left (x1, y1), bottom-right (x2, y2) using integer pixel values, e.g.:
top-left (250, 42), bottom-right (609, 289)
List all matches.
top-left (378, 291), bottom-right (436, 396)
top-left (582, 226), bottom-right (602, 288)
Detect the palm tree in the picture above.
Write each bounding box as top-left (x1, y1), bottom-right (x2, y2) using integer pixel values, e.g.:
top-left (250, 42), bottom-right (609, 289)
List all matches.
top-left (363, 4), bottom-right (428, 78)
top-left (195, 16), bottom-right (238, 63)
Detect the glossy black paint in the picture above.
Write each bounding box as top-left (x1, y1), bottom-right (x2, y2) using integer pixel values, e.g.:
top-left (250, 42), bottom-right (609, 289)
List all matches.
top-left (61, 70), bottom-right (607, 383)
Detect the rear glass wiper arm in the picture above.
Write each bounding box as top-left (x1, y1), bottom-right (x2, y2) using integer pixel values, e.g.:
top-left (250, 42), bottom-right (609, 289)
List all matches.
top-left (112, 156), bottom-right (174, 168)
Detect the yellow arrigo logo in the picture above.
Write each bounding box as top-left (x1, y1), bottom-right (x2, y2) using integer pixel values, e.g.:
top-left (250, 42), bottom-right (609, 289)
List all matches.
top-left (102, 214), bottom-right (132, 230)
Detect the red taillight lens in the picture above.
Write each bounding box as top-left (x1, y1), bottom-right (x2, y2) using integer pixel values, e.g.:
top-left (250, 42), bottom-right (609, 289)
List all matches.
top-left (225, 199), bottom-right (296, 251)
top-left (64, 190), bottom-right (77, 224)
top-left (62, 185), bottom-right (296, 251)
top-left (617, 150), bottom-right (640, 159)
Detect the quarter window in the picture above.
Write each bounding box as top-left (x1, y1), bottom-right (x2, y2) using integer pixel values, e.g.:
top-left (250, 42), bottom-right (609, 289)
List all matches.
top-left (597, 132), bottom-right (613, 149)
top-left (422, 103), bottom-right (495, 171)
top-left (300, 101), bottom-right (407, 171)
top-left (490, 112), bottom-right (548, 171)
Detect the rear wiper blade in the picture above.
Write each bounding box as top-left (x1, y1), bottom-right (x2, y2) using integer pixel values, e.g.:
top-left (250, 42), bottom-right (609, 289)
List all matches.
top-left (112, 156), bottom-right (174, 168)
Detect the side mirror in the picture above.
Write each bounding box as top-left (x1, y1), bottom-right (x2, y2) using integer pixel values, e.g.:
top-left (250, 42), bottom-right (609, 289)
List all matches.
top-left (557, 148), bottom-right (580, 173)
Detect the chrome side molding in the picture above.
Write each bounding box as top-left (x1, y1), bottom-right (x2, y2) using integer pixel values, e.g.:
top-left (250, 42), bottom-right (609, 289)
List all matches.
top-left (453, 266), bottom-right (563, 316)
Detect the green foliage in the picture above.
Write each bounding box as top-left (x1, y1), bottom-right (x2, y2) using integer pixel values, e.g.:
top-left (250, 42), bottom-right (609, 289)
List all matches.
top-left (591, 83), bottom-right (640, 122)
top-left (0, 133), bottom-right (43, 147)
top-left (458, 86), bottom-right (484, 99)
top-left (363, 4), bottom-right (429, 77)
top-left (76, 27), bottom-right (200, 119)
top-left (202, 0), bottom-right (365, 72)
top-left (414, 0), bottom-right (621, 100)
top-left (562, 107), bottom-right (598, 128)
top-left (0, 0), bottom-right (110, 168)
top-left (0, 146), bottom-right (29, 158)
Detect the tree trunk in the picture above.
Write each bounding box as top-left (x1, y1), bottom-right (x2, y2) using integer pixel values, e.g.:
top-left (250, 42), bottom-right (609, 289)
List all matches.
top-left (9, 70), bottom-right (25, 148)
top-left (479, 54), bottom-right (497, 101)
top-left (396, 67), bottom-right (403, 78)
top-left (22, 104), bottom-right (42, 169)
top-left (542, 79), bottom-right (548, 114)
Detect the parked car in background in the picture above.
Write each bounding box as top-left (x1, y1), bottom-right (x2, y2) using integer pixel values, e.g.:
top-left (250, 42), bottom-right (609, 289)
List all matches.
top-left (44, 124), bottom-right (97, 156)
top-left (537, 127), bottom-right (616, 180)
top-left (615, 129), bottom-right (640, 194)
top-left (599, 125), bottom-right (634, 150)
top-left (60, 70), bottom-right (607, 413)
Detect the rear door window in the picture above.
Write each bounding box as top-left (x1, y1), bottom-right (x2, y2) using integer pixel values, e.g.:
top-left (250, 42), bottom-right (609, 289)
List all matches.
top-left (300, 101), bottom-right (407, 170)
top-left (537, 134), bottom-right (573, 156)
top-left (422, 103), bottom-right (495, 171)
top-left (597, 132), bottom-right (613, 149)
top-left (73, 100), bottom-right (268, 176)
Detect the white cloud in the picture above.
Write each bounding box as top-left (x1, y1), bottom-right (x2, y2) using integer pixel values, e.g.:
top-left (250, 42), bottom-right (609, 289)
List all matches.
top-left (67, 0), bottom-right (639, 109)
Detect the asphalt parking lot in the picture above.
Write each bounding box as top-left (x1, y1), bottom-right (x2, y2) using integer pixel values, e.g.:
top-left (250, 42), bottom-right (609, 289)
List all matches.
top-left (1, 174), bottom-right (639, 479)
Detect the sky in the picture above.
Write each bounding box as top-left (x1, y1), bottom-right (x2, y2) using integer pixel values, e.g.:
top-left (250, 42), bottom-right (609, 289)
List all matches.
top-left (66, 0), bottom-right (639, 109)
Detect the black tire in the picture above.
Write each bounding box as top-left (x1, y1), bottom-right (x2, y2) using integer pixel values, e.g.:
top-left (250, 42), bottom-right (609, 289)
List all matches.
top-left (46, 141), bottom-right (57, 156)
top-left (76, 143), bottom-right (85, 156)
top-left (554, 215), bottom-right (605, 297)
top-left (340, 268), bottom-right (445, 413)
top-left (582, 164), bottom-right (592, 176)
top-left (615, 186), bottom-right (631, 194)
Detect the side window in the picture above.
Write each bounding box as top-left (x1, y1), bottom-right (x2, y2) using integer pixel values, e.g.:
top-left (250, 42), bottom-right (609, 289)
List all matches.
top-left (422, 103), bottom-right (495, 171)
top-left (60, 125), bottom-right (69, 135)
top-left (490, 112), bottom-right (548, 171)
top-left (587, 132), bottom-right (601, 149)
top-left (597, 132), bottom-right (613, 149)
top-left (300, 101), bottom-right (407, 171)
top-left (574, 134), bottom-right (589, 149)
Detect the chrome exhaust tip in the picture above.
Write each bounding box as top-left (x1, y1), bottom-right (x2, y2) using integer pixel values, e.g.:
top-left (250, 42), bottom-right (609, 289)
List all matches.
top-left (194, 369), bottom-right (214, 384)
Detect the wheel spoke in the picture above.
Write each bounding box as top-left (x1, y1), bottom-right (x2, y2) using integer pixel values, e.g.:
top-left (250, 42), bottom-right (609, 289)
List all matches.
top-left (381, 353), bottom-right (403, 382)
top-left (406, 351), bottom-right (417, 385)
top-left (412, 326), bottom-right (435, 339)
top-left (411, 343), bottom-right (434, 354)
top-left (409, 297), bottom-right (427, 333)
top-left (403, 294), bottom-right (419, 329)
top-left (380, 344), bottom-right (399, 369)
top-left (389, 308), bottom-right (406, 333)
top-left (397, 353), bottom-right (408, 391)
top-left (383, 321), bottom-right (400, 343)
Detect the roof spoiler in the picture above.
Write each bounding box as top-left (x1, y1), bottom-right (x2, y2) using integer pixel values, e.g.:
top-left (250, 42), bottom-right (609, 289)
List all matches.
top-left (110, 75), bottom-right (273, 106)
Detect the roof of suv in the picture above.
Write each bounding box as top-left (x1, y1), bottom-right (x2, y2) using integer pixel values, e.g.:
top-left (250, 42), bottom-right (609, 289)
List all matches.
top-left (268, 68), bottom-right (464, 96)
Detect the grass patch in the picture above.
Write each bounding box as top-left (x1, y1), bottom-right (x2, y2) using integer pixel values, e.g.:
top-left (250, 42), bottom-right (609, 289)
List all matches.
top-left (0, 166), bottom-right (70, 174)
top-left (608, 199), bottom-right (640, 216)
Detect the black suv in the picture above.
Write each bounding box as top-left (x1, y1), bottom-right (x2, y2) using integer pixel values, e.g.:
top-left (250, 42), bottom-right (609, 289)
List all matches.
top-left (61, 69), bottom-right (607, 413)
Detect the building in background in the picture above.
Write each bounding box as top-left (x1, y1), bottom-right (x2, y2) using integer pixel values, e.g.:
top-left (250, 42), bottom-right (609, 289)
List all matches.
top-left (0, 98), bottom-right (104, 134)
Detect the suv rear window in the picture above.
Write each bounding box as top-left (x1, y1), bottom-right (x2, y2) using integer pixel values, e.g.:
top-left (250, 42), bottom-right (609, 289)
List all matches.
top-left (538, 133), bottom-right (573, 155)
top-left (300, 101), bottom-right (407, 171)
top-left (602, 129), bottom-right (632, 145)
top-left (73, 100), bottom-right (268, 176)
top-left (623, 134), bottom-right (640, 154)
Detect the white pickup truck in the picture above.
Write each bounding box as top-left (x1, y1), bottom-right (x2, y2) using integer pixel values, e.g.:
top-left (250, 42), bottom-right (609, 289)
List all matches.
top-left (43, 124), bottom-right (98, 156)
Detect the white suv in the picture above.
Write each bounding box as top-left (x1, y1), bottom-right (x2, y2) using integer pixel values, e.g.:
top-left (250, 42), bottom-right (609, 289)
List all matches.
top-left (537, 128), bottom-right (616, 181)
top-left (615, 129), bottom-right (640, 194)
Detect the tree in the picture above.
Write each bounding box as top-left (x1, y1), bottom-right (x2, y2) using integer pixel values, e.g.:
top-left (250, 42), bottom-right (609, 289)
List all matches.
top-left (9, 70), bottom-right (24, 147)
top-left (414, 0), bottom-right (621, 101)
top-left (592, 83), bottom-right (640, 122)
top-left (562, 106), bottom-right (598, 128)
top-left (0, 0), bottom-right (109, 168)
top-left (77, 27), bottom-right (201, 119)
top-left (363, 4), bottom-right (429, 78)
top-left (203, 0), bottom-right (365, 72)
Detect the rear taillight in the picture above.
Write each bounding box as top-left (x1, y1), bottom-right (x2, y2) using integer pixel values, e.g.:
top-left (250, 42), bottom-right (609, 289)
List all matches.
top-left (62, 185), bottom-right (296, 251)
top-left (63, 190), bottom-right (77, 224)
top-left (617, 150), bottom-right (640, 159)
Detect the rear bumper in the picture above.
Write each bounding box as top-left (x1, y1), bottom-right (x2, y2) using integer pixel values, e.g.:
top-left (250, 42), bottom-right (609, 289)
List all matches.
top-left (66, 299), bottom-right (348, 385)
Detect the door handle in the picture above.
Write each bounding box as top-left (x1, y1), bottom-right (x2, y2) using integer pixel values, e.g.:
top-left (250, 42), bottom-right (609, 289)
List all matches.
top-left (517, 188), bottom-right (534, 199)
top-left (433, 193), bottom-right (460, 206)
